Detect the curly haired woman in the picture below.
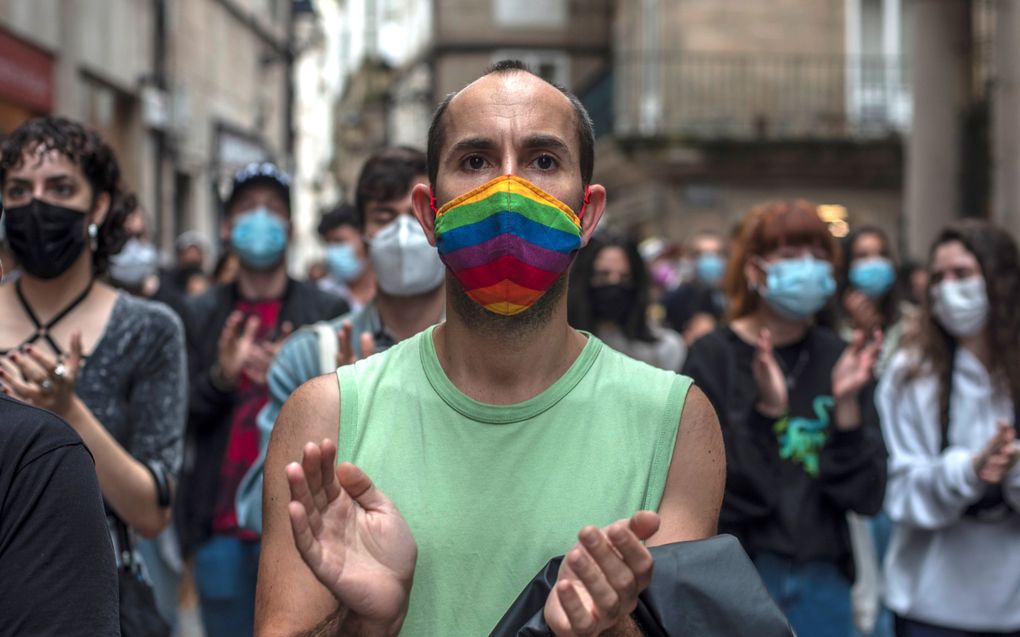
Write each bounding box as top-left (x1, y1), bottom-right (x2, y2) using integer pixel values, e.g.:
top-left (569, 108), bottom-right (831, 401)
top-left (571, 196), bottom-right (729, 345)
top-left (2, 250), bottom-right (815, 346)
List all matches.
top-left (878, 220), bottom-right (1020, 637)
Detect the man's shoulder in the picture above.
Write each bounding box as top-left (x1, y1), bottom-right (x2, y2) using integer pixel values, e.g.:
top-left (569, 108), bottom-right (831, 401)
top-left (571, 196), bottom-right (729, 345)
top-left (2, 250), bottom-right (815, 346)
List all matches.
top-left (0, 396), bottom-right (89, 473)
top-left (594, 335), bottom-right (687, 386)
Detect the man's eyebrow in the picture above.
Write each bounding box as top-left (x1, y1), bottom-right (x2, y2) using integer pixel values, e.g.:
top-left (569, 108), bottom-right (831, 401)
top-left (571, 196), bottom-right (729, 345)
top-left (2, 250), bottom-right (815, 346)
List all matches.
top-left (447, 137), bottom-right (496, 156)
top-left (521, 134), bottom-right (571, 156)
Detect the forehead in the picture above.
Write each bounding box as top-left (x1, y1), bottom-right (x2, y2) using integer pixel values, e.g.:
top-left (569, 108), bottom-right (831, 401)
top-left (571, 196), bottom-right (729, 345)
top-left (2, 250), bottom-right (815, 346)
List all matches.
top-left (4, 146), bottom-right (83, 182)
top-left (230, 183), bottom-right (287, 210)
top-left (931, 240), bottom-right (978, 268)
top-left (442, 73), bottom-right (577, 154)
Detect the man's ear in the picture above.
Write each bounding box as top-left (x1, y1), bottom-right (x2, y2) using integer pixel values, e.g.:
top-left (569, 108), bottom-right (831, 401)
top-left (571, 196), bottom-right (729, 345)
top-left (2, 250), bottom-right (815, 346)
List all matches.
top-left (90, 192), bottom-right (111, 227)
top-left (411, 182), bottom-right (437, 247)
top-left (579, 184), bottom-right (607, 247)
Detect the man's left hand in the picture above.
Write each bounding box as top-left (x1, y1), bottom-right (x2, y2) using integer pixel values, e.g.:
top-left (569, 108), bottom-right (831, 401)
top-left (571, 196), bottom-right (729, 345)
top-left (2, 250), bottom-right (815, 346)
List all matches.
top-left (544, 511), bottom-right (659, 637)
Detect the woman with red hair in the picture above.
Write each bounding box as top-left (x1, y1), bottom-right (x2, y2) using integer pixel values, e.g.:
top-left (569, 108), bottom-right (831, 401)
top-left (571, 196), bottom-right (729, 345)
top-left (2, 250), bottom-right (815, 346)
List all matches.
top-left (683, 200), bottom-right (887, 637)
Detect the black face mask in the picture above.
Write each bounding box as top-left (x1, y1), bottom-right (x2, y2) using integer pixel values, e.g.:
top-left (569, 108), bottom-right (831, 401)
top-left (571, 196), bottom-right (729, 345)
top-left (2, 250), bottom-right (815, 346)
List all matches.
top-left (590, 283), bottom-right (636, 324)
top-left (3, 198), bottom-right (88, 279)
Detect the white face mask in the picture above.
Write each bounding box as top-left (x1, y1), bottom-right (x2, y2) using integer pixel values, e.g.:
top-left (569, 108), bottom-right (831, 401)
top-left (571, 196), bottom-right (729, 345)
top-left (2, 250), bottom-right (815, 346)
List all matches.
top-left (109, 237), bottom-right (160, 287)
top-left (931, 276), bottom-right (989, 338)
top-left (368, 215), bottom-right (444, 296)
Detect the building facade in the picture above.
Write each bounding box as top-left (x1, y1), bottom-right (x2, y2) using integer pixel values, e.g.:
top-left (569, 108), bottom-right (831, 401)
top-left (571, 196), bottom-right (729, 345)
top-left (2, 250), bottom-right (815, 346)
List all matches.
top-left (0, 0), bottom-right (298, 262)
top-left (598, 0), bottom-right (909, 249)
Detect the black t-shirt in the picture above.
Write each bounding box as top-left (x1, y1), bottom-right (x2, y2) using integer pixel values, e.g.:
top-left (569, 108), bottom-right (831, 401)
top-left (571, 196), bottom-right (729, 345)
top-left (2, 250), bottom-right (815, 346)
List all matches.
top-left (682, 326), bottom-right (887, 578)
top-left (0, 395), bottom-right (120, 636)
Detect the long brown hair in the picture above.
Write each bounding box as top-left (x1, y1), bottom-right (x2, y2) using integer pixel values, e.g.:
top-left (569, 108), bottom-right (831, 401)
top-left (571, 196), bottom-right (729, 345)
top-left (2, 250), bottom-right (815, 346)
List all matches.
top-left (725, 199), bottom-right (840, 320)
top-left (906, 220), bottom-right (1020, 427)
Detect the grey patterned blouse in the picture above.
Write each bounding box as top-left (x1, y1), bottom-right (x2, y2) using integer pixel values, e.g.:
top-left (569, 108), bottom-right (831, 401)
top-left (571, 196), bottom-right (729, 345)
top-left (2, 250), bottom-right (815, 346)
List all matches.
top-left (76, 292), bottom-right (186, 478)
top-left (74, 292), bottom-right (187, 563)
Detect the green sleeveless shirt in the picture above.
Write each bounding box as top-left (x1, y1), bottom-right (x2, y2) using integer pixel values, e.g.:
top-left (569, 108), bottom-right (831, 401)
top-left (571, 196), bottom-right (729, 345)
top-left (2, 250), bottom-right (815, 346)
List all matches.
top-left (336, 326), bottom-right (691, 636)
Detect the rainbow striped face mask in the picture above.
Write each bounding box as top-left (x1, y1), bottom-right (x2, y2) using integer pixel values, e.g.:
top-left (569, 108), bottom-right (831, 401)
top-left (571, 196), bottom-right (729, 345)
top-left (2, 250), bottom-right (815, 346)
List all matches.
top-left (433, 174), bottom-right (589, 316)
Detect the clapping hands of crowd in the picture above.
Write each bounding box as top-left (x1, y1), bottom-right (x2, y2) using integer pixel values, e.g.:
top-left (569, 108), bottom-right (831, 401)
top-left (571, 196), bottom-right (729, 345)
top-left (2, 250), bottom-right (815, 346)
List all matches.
top-left (216, 311), bottom-right (293, 387)
top-left (973, 421), bottom-right (1019, 484)
top-left (831, 329), bottom-right (883, 404)
top-left (336, 320), bottom-right (376, 368)
top-left (0, 335), bottom-right (84, 420)
top-left (284, 439), bottom-right (658, 637)
top-left (752, 328), bottom-right (789, 418)
top-left (542, 512), bottom-right (659, 637)
top-left (752, 327), bottom-right (883, 430)
top-left (285, 439), bottom-right (417, 636)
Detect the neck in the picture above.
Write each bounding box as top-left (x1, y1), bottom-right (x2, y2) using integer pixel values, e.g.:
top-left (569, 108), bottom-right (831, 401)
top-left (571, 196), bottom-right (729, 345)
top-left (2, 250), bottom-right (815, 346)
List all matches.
top-left (434, 293), bottom-right (585, 405)
top-left (745, 305), bottom-right (810, 346)
top-left (375, 285), bottom-right (445, 341)
top-left (17, 253), bottom-right (95, 319)
top-left (236, 262), bottom-right (288, 300)
top-left (348, 269), bottom-right (376, 303)
top-left (959, 332), bottom-right (992, 369)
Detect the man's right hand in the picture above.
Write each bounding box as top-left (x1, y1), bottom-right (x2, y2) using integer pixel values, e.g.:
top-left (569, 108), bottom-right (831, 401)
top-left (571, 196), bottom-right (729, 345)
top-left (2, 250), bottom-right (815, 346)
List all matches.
top-left (286, 440), bottom-right (416, 634)
top-left (216, 311), bottom-right (262, 387)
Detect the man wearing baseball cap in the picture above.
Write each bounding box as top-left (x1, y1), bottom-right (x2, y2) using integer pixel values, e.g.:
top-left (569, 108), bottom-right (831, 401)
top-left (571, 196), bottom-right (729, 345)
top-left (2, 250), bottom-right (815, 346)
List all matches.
top-left (178, 161), bottom-right (348, 636)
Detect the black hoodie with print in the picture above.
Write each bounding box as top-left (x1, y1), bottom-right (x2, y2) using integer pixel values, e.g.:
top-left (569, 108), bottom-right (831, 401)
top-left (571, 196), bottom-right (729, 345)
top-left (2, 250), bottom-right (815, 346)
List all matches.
top-left (682, 325), bottom-right (887, 577)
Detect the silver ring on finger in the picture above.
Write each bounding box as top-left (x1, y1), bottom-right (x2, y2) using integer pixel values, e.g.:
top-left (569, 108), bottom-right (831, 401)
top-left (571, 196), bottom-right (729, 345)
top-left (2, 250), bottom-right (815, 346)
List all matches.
top-left (53, 363), bottom-right (67, 379)
top-left (39, 379), bottom-right (54, 393)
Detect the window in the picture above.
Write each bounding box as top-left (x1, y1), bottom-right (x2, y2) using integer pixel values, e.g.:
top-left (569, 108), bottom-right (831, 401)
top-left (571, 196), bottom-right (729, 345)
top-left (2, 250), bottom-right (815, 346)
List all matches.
top-left (492, 0), bottom-right (566, 28)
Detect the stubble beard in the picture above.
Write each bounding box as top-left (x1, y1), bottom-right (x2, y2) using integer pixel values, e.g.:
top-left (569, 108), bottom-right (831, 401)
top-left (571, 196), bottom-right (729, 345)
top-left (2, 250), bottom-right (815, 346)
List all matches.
top-left (447, 270), bottom-right (568, 342)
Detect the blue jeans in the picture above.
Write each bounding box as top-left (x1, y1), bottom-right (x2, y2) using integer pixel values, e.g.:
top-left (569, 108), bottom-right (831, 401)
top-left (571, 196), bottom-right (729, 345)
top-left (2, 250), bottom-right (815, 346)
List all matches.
top-left (895, 616), bottom-right (1020, 637)
top-left (194, 535), bottom-right (260, 637)
top-left (755, 551), bottom-right (853, 637)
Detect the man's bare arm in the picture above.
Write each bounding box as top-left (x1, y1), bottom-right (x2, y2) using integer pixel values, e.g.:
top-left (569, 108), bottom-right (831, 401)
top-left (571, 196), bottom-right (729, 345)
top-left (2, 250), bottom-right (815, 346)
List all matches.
top-left (255, 374), bottom-right (342, 636)
top-left (649, 384), bottom-right (726, 546)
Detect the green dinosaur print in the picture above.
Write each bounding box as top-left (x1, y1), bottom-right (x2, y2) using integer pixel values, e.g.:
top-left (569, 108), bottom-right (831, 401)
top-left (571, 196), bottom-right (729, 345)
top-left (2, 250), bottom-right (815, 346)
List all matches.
top-left (772, 395), bottom-right (834, 477)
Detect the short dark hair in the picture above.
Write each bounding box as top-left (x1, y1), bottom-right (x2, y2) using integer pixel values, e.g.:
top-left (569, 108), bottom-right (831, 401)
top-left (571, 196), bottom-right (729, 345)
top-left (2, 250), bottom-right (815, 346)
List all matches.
top-left (318, 202), bottom-right (361, 237)
top-left (0, 116), bottom-right (129, 275)
top-left (426, 59), bottom-right (595, 188)
top-left (355, 146), bottom-right (427, 226)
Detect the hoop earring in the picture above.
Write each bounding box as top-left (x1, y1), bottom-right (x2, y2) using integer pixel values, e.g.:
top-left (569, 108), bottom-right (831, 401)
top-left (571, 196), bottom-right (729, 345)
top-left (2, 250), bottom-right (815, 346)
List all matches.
top-left (88, 223), bottom-right (99, 252)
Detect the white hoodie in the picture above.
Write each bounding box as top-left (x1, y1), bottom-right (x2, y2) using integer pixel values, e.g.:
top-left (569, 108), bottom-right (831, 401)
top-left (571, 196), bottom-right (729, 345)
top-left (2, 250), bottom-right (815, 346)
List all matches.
top-left (877, 348), bottom-right (1020, 632)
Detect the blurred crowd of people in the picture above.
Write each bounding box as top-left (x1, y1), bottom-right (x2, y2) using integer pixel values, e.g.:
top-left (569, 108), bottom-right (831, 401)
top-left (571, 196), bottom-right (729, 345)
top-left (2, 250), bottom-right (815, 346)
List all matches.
top-left (1, 110), bottom-right (1018, 637)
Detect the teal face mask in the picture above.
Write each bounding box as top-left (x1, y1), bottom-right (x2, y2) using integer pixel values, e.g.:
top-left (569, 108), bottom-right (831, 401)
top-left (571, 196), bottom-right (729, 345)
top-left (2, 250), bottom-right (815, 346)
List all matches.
top-left (326, 243), bottom-right (365, 282)
top-left (231, 208), bottom-right (288, 269)
top-left (849, 257), bottom-right (895, 298)
top-left (760, 256), bottom-right (836, 320)
top-left (696, 253), bottom-right (726, 286)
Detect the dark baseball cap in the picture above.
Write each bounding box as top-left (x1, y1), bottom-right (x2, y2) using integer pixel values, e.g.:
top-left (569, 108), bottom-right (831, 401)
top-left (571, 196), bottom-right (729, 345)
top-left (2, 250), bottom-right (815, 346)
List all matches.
top-left (226, 161), bottom-right (292, 212)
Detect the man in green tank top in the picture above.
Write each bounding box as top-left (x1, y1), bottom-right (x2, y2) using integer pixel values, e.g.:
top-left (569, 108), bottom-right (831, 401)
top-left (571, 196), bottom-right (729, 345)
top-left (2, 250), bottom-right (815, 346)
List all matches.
top-left (256, 61), bottom-right (726, 637)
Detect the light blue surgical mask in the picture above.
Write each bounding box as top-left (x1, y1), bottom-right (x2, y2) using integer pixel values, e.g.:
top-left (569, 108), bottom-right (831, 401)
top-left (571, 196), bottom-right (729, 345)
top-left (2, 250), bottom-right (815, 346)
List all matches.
top-left (231, 208), bottom-right (288, 269)
top-left (849, 257), bottom-right (895, 298)
top-left (696, 253), bottom-right (726, 286)
top-left (326, 242), bottom-right (365, 282)
top-left (759, 256), bottom-right (836, 320)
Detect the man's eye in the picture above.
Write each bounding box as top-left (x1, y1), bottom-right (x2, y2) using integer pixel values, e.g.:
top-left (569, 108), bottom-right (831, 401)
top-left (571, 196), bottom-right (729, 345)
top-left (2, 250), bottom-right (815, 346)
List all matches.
top-left (533, 155), bottom-right (557, 170)
top-left (464, 156), bottom-right (487, 170)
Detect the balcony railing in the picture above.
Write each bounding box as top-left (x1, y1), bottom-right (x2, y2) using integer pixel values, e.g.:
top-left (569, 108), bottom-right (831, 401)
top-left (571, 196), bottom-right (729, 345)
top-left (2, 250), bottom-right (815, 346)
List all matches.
top-left (613, 52), bottom-right (911, 141)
